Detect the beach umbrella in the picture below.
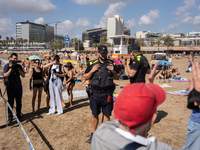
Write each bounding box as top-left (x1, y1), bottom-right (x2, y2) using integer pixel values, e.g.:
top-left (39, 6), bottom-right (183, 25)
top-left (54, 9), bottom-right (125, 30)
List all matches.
top-left (111, 59), bottom-right (123, 65)
top-left (44, 54), bottom-right (50, 57)
top-left (28, 55), bottom-right (42, 60)
top-left (158, 60), bottom-right (173, 66)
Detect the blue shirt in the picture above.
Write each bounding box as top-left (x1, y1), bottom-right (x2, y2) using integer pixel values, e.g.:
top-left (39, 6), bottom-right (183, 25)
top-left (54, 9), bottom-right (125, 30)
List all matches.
top-left (189, 110), bottom-right (200, 124)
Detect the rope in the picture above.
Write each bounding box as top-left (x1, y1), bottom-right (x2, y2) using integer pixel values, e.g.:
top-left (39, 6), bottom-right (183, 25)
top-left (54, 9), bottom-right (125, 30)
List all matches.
top-left (1, 97), bottom-right (35, 150)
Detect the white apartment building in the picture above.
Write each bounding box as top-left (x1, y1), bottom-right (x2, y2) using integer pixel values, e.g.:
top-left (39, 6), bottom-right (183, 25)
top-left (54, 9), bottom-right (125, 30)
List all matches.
top-left (136, 31), bottom-right (149, 39)
top-left (107, 15), bottom-right (124, 45)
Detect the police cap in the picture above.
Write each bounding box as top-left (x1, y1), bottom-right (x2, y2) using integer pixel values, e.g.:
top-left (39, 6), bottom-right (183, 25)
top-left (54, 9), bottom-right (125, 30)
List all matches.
top-left (98, 45), bottom-right (108, 54)
top-left (130, 44), bottom-right (140, 52)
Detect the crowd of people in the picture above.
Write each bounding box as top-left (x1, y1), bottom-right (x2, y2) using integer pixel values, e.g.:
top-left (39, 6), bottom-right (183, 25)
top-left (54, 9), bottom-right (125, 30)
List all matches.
top-left (2, 44), bottom-right (200, 150)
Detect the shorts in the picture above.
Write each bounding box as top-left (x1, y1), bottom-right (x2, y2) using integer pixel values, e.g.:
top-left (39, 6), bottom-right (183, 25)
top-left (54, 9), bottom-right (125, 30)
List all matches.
top-left (80, 60), bottom-right (84, 64)
top-left (90, 92), bottom-right (113, 116)
top-left (33, 83), bottom-right (43, 88)
top-left (78, 73), bottom-right (84, 76)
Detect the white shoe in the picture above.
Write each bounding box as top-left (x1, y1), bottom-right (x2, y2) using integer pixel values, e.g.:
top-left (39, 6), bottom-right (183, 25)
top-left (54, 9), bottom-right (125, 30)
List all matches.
top-left (47, 112), bottom-right (54, 116)
top-left (57, 112), bottom-right (63, 116)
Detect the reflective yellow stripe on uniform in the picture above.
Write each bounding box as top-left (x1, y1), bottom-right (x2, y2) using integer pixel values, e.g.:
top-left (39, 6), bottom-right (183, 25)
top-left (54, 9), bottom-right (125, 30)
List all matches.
top-left (137, 55), bottom-right (141, 61)
top-left (90, 59), bottom-right (99, 65)
top-left (107, 60), bottom-right (116, 66)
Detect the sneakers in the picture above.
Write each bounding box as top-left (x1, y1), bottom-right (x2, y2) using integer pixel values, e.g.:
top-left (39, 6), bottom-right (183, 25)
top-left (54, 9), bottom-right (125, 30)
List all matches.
top-left (57, 112), bottom-right (63, 116)
top-left (87, 133), bottom-right (93, 144)
top-left (7, 118), bottom-right (13, 124)
top-left (46, 112), bottom-right (55, 116)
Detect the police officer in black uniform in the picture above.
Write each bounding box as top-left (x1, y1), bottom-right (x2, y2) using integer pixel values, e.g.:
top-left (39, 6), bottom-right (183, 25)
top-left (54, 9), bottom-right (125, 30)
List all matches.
top-left (127, 44), bottom-right (151, 83)
top-left (83, 45), bottom-right (120, 143)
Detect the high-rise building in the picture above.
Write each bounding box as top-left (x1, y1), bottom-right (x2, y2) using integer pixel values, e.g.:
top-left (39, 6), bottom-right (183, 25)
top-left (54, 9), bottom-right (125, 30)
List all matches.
top-left (16, 20), bottom-right (54, 42)
top-left (107, 15), bottom-right (124, 45)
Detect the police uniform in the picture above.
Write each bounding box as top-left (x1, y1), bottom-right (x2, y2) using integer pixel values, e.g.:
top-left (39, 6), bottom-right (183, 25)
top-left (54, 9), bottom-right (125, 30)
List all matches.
top-left (84, 58), bottom-right (119, 117)
top-left (129, 54), bottom-right (150, 83)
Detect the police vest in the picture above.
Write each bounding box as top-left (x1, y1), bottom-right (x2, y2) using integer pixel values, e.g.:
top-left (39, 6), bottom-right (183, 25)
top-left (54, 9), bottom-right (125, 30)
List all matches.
top-left (90, 59), bottom-right (116, 89)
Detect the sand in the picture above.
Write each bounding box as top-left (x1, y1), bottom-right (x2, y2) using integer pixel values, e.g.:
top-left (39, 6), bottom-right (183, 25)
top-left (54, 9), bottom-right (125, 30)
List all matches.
top-left (0, 53), bottom-right (195, 150)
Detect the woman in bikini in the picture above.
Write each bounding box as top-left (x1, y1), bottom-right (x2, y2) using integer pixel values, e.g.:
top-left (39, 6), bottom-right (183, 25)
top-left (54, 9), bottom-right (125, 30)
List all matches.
top-left (63, 62), bottom-right (75, 107)
top-left (30, 59), bottom-right (44, 112)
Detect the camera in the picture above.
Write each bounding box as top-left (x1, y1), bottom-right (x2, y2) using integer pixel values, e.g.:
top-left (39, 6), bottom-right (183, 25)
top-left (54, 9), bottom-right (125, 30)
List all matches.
top-left (11, 60), bottom-right (21, 70)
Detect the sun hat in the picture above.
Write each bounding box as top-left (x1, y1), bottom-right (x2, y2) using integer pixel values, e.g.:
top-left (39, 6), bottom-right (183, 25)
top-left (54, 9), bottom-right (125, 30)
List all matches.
top-left (114, 83), bottom-right (166, 134)
top-left (64, 62), bottom-right (72, 67)
top-left (98, 45), bottom-right (108, 54)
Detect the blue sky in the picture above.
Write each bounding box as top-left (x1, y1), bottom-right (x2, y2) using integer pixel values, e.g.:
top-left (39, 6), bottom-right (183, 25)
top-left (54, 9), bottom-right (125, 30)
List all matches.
top-left (0, 0), bottom-right (200, 40)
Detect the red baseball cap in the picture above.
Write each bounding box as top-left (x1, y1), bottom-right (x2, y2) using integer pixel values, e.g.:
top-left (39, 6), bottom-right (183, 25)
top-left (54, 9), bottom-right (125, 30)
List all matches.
top-left (114, 83), bottom-right (166, 134)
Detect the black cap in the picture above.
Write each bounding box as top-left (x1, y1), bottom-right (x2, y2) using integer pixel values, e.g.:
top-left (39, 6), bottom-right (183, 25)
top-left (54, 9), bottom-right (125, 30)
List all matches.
top-left (98, 45), bottom-right (108, 54)
top-left (64, 62), bottom-right (72, 67)
top-left (130, 44), bottom-right (140, 52)
top-left (187, 89), bottom-right (200, 110)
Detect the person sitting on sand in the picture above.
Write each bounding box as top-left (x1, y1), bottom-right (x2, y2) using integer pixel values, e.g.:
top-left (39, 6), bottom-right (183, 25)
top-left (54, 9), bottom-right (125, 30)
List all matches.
top-left (29, 59), bottom-right (44, 112)
top-left (172, 68), bottom-right (180, 79)
top-left (63, 62), bottom-right (75, 107)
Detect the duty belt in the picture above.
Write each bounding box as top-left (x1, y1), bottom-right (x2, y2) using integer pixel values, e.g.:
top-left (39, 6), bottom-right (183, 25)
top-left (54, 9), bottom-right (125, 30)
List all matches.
top-left (92, 89), bottom-right (110, 94)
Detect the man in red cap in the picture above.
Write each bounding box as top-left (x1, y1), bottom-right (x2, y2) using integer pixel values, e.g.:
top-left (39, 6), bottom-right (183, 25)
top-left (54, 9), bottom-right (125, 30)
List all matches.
top-left (91, 63), bottom-right (176, 150)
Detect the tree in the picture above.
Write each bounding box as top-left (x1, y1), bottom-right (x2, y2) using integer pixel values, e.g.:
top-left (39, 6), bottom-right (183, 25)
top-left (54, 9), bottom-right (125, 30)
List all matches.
top-left (139, 39), bottom-right (144, 46)
top-left (93, 43), bottom-right (99, 51)
top-left (162, 35), bottom-right (174, 50)
top-left (74, 40), bottom-right (84, 51)
top-left (0, 35), bottom-right (1, 40)
top-left (183, 41), bottom-right (187, 46)
top-left (100, 36), bottom-right (108, 45)
top-left (71, 38), bottom-right (74, 46)
top-left (6, 36), bottom-right (9, 48)
top-left (155, 38), bottom-right (163, 52)
top-left (149, 37), bottom-right (154, 46)
top-left (197, 39), bottom-right (200, 46)
top-left (34, 38), bottom-right (38, 43)
top-left (135, 39), bottom-right (140, 45)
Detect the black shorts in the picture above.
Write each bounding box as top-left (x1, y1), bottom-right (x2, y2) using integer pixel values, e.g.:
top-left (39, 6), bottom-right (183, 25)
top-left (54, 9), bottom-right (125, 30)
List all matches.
top-left (33, 83), bottom-right (43, 88)
top-left (90, 92), bottom-right (113, 116)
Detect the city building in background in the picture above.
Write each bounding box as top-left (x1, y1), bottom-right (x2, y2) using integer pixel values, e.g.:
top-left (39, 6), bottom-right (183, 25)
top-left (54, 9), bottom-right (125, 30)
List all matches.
top-left (107, 15), bottom-right (124, 45)
top-left (16, 20), bottom-right (54, 42)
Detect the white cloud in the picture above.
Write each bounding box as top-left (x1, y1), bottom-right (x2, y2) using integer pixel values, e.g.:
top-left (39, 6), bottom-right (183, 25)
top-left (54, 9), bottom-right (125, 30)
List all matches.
top-left (76, 18), bottom-right (91, 27)
top-left (147, 9), bottom-right (160, 19)
top-left (182, 16), bottom-right (193, 24)
top-left (138, 9), bottom-right (160, 26)
top-left (73, 0), bottom-right (137, 5)
top-left (181, 15), bottom-right (200, 25)
top-left (0, 18), bottom-right (15, 39)
top-left (193, 15), bottom-right (200, 25)
top-left (138, 15), bottom-right (155, 26)
top-left (176, 0), bottom-right (196, 13)
top-left (167, 23), bottom-right (180, 30)
top-left (57, 20), bottom-right (75, 38)
top-left (161, 29), bottom-right (166, 33)
top-left (34, 17), bottom-right (45, 24)
top-left (0, 0), bottom-right (56, 16)
top-left (94, 2), bottom-right (127, 28)
top-left (126, 19), bottom-right (137, 29)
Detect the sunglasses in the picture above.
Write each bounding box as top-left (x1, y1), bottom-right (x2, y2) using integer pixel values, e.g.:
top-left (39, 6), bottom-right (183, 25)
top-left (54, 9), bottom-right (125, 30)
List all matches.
top-left (35, 62), bottom-right (40, 64)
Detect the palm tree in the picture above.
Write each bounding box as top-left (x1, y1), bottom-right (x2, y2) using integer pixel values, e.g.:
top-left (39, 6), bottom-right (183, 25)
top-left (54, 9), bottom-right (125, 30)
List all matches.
top-left (197, 40), bottom-right (200, 46)
top-left (93, 43), bottom-right (99, 51)
top-left (139, 39), bottom-right (144, 46)
top-left (155, 38), bottom-right (163, 52)
top-left (135, 39), bottom-right (140, 45)
top-left (71, 38), bottom-right (74, 46)
top-left (149, 37), bottom-right (154, 46)
top-left (6, 36), bottom-right (9, 48)
top-left (162, 35), bottom-right (174, 51)
top-left (34, 38), bottom-right (38, 43)
top-left (100, 36), bottom-right (108, 45)
top-left (10, 37), bottom-right (14, 47)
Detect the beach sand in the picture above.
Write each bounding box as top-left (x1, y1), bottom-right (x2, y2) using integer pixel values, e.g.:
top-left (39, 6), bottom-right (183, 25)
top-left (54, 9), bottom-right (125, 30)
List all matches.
top-left (0, 53), bottom-right (196, 149)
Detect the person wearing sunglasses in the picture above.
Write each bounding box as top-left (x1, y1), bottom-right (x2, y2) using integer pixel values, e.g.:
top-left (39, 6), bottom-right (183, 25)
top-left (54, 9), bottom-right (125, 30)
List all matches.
top-left (29, 59), bottom-right (44, 113)
top-left (83, 45), bottom-right (120, 143)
